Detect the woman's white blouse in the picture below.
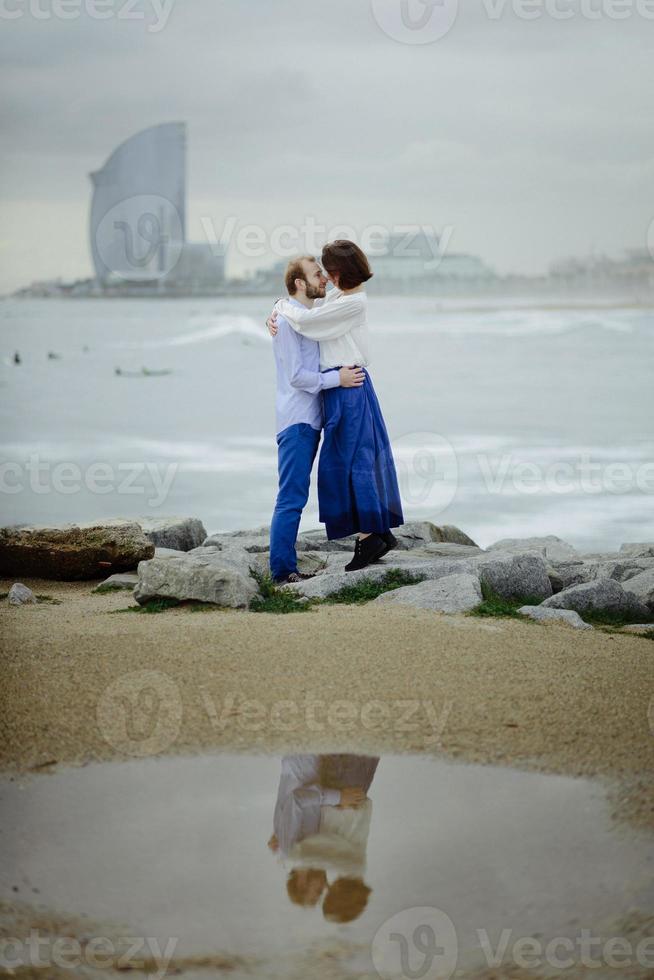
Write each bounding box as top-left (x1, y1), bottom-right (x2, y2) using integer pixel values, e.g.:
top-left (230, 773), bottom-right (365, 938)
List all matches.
top-left (275, 288), bottom-right (370, 370)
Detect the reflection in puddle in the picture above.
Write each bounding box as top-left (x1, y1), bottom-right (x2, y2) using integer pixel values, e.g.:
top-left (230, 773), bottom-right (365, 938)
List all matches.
top-left (1, 754), bottom-right (653, 978)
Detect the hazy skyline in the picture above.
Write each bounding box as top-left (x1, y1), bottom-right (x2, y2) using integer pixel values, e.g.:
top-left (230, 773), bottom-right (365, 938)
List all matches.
top-left (1, 0), bottom-right (653, 293)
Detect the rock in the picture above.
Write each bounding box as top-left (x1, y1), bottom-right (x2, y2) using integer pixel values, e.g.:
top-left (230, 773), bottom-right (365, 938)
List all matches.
top-left (8, 582), bottom-right (37, 605)
top-left (133, 516), bottom-right (206, 552)
top-left (284, 557), bottom-right (479, 600)
top-left (619, 542), bottom-right (654, 558)
top-left (421, 542), bottom-right (485, 558)
top-left (297, 530), bottom-right (357, 553)
top-left (579, 552), bottom-right (619, 561)
top-left (373, 573), bottom-right (482, 613)
top-left (621, 624), bottom-right (654, 635)
top-left (394, 522), bottom-right (478, 550)
top-left (475, 551), bottom-right (553, 602)
top-left (0, 521), bottom-right (154, 580)
top-left (486, 535), bottom-right (578, 562)
top-left (296, 522), bottom-right (478, 553)
top-left (547, 559), bottom-right (596, 592)
top-left (517, 605), bottom-right (592, 630)
top-left (97, 572), bottom-right (139, 590)
top-left (622, 567), bottom-right (654, 613)
top-left (541, 579), bottom-right (650, 619)
top-left (203, 526), bottom-right (271, 553)
top-left (134, 548), bottom-right (260, 608)
top-left (247, 550), bottom-right (329, 580)
top-left (154, 547), bottom-right (188, 559)
top-left (590, 557), bottom-right (654, 583)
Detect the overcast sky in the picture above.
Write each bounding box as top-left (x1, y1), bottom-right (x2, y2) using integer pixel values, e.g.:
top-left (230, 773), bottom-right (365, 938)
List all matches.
top-left (1, 0), bottom-right (653, 292)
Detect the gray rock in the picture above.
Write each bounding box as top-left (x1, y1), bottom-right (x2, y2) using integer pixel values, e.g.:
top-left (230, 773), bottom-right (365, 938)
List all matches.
top-left (547, 559), bottom-right (596, 592)
top-left (284, 557), bottom-right (479, 600)
top-left (374, 573), bottom-right (482, 613)
top-left (296, 529), bottom-right (356, 553)
top-left (97, 572), bottom-right (139, 590)
top-left (296, 522), bottom-right (478, 553)
top-left (133, 516), bottom-right (207, 552)
top-left (421, 542), bottom-right (485, 558)
top-left (395, 522), bottom-right (478, 550)
top-left (541, 579), bottom-right (650, 619)
top-left (622, 567), bottom-right (654, 613)
top-left (203, 526), bottom-right (271, 553)
top-left (248, 550), bottom-right (329, 580)
top-left (475, 551), bottom-right (553, 602)
top-left (0, 520), bottom-right (154, 581)
top-left (518, 605), bottom-right (592, 630)
top-left (589, 557), bottom-right (654, 583)
top-left (154, 547), bottom-right (188, 559)
top-left (579, 552), bottom-right (620, 561)
top-left (619, 542), bottom-right (654, 558)
top-left (8, 582), bottom-right (37, 605)
top-left (134, 548), bottom-right (260, 608)
top-left (486, 535), bottom-right (579, 562)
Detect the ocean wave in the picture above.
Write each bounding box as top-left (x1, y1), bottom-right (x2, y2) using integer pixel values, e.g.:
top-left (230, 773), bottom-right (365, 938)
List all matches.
top-left (102, 315), bottom-right (270, 350)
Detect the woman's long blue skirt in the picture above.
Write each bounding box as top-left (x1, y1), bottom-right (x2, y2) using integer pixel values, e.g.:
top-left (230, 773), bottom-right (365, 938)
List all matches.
top-left (318, 367), bottom-right (404, 540)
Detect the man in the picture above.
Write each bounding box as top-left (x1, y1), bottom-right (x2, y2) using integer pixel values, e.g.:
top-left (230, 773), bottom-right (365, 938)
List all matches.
top-left (269, 256), bottom-right (364, 585)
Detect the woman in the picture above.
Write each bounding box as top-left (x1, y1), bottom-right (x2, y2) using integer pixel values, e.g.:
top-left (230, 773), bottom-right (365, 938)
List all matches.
top-left (271, 241), bottom-right (404, 571)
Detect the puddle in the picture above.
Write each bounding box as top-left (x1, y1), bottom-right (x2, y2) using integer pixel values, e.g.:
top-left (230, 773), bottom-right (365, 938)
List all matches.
top-left (1, 754), bottom-right (653, 978)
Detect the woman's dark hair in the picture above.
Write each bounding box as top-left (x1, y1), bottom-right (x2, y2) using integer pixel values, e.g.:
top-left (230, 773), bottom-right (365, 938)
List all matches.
top-left (321, 240), bottom-right (373, 290)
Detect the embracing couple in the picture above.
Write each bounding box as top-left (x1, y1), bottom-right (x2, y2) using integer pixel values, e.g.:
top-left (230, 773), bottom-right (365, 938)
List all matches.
top-left (267, 240), bottom-right (404, 585)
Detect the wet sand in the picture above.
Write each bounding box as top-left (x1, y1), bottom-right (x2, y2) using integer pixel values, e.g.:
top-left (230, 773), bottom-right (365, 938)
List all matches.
top-left (2, 578), bottom-right (653, 832)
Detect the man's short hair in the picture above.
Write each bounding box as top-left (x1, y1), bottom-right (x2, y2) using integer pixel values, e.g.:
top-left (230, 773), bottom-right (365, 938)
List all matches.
top-left (285, 255), bottom-right (316, 296)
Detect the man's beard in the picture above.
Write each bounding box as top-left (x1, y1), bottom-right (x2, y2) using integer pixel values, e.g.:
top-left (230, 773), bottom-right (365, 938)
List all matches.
top-left (305, 284), bottom-right (327, 300)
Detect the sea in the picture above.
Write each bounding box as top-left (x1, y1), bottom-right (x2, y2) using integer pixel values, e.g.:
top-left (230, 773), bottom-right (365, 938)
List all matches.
top-left (1, 295), bottom-right (652, 554)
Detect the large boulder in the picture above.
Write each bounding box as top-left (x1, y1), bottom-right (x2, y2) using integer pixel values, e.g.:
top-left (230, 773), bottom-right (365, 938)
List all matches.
top-left (486, 535), bottom-right (578, 562)
top-left (203, 526), bottom-right (271, 553)
top-left (541, 579), bottom-right (650, 620)
top-left (248, 550), bottom-right (329, 579)
top-left (284, 556), bottom-right (479, 600)
top-left (475, 551), bottom-right (553, 602)
top-left (590, 557), bottom-right (654, 583)
top-left (619, 542), bottom-right (654, 559)
top-left (296, 529), bottom-right (356, 553)
top-left (134, 516), bottom-right (207, 552)
top-left (296, 522), bottom-right (478, 554)
top-left (547, 559), bottom-right (596, 592)
top-left (0, 520), bottom-right (154, 580)
top-left (421, 542), bottom-right (484, 558)
top-left (394, 522), bottom-right (478, 550)
top-left (622, 567), bottom-right (654, 613)
top-left (546, 556), bottom-right (654, 593)
top-left (134, 548), bottom-right (260, 608)
top-left (373, 573), bottom-right (482, 613)
top-left (517, 605), bottom-right (592, 630)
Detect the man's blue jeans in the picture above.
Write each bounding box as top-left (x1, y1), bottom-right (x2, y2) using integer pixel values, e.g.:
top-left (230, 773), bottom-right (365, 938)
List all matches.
top-left (269, 423), bottom-right (321, 582)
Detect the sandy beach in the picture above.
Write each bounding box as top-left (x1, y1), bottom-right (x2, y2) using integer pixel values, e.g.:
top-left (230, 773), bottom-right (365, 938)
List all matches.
top-left (2, 577), bottom-right (653, 833)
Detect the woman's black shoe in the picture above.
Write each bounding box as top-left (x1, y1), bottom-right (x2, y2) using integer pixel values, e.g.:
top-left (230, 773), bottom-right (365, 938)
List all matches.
top-left (372, 530), bottom-right (399, 562)
top-left (345, 534), bottom-right (387, 572)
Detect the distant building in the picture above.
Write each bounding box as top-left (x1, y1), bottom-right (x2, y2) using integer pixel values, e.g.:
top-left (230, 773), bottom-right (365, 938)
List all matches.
top-left (88, 122), bottom-right (225, 294)
top-left (371, 229), bottom-right (496, 293)
top-left (549, 248), bottom-right (654, 290)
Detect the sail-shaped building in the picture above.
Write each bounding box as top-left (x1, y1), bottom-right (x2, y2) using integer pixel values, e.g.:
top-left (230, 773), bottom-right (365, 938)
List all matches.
top-left (89, 122), bottom-right (225, 293)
